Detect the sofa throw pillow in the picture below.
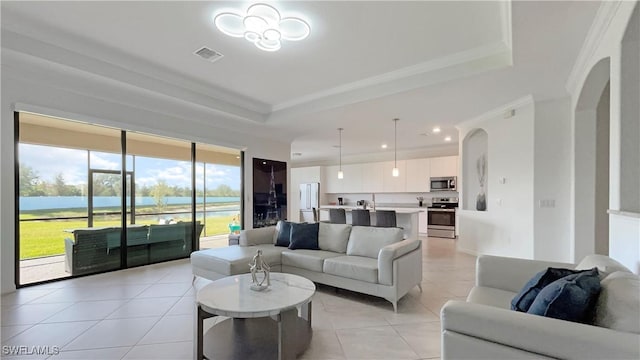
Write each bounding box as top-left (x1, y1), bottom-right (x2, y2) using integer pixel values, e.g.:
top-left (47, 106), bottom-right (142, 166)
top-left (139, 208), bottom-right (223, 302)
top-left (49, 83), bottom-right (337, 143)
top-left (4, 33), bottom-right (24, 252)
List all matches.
top-left (288, 222), bottom-right (320, 250)
top-left (527, 268), bottom-right (601, 323)
top-left (275, 221), bottom-right (293, 247)
top-left (511, 267), bottom-right (589, 312)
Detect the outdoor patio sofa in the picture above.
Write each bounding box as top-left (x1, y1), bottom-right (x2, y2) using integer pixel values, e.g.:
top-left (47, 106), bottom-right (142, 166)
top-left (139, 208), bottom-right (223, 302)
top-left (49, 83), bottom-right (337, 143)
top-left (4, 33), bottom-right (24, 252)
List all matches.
top-left (191, 221), bottom-right (423, 311)
top-left (65, 221), bottom-right (203, 275)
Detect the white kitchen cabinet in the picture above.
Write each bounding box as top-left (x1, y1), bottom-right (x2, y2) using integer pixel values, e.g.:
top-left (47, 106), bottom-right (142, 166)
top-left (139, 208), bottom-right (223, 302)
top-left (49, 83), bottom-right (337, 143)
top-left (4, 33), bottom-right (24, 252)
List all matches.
top-left (291, 166), bottom-right (322, 185)
top-left (430, 156), bottom-right (458, 178)
top-left (382, 160), bottom-right (406, 192)
top-left (418, 210), bottom-right (428, 234)
top-left (405, 158), bottom-right (430, 192)
top-left (323, 165), bottom-right (344, 193)
top-left (341, 163), bottom-right (363, 193)
top-left (361, 162), bottom-right (384, 193)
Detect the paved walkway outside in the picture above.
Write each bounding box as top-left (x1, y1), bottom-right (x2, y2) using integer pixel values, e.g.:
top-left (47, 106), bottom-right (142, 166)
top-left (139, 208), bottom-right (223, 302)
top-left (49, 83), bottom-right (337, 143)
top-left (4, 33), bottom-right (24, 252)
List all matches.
top-left (19, 234), bottom-right (230, 285)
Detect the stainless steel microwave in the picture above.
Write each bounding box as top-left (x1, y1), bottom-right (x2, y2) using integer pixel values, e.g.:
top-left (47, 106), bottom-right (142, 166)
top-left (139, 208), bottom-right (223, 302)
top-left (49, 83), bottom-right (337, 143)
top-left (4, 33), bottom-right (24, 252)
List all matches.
top-left (430, 176), bottom-right (457, 191)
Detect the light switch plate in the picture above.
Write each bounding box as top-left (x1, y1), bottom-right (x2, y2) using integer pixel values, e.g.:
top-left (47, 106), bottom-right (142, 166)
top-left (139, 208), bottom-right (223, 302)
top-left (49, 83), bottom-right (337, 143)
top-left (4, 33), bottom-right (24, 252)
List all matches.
top-left (539, 199), bottom-right (556, 208)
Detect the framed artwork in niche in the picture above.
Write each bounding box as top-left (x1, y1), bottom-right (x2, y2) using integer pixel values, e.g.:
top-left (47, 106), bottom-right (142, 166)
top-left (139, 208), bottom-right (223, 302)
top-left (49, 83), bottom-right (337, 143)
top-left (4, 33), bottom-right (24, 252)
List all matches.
top-left (252, 158), bottom-right (287, 228)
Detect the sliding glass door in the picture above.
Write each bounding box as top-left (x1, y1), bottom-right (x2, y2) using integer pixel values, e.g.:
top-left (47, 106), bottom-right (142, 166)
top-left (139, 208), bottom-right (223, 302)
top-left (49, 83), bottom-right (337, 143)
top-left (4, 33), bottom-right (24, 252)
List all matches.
top-left (16, 112), bottom-right (242, 286)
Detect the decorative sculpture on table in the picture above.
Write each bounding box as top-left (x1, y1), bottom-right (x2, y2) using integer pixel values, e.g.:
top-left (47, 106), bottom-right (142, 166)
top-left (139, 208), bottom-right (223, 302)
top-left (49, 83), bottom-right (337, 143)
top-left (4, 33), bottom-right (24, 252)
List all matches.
top-left (476, 153), bottom-right (487, 211)
top-left (249, 249), bottom-right (271, 291)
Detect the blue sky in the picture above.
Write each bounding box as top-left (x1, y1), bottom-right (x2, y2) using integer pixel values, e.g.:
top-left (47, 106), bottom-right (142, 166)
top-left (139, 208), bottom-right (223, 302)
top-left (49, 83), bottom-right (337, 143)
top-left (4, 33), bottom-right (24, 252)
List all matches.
top-left (20, 144), bottom-right (241, 190)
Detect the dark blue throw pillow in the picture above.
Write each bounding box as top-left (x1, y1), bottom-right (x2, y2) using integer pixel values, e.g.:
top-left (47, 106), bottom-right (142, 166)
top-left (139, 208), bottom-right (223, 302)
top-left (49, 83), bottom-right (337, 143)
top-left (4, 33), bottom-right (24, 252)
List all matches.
top-left (275, 221), bottom-right (293, 247)
top-left (511, 267), bottom-right (590, 312)
top-left (527, 268), bottom-right (601, 323)
top-left (288, 222), bottom-right (320, 250)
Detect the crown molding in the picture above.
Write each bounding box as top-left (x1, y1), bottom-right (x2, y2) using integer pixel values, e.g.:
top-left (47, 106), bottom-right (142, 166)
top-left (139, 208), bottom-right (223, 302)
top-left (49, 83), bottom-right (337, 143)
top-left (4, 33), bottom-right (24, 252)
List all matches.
top-left (271, 41), bottom-right (511, 114)
top-left (500, 0), bottom-right (513, 63)
top-left (455, 94), bottom-right (534, 130)
top-left (0, 8), bottom-right (271, 118)
top-left (565, 1), bottom-right (623, 97)
top-left (291, 144), bottom-right (459, 167)
top-left (2, 48), bottom-right (298, 146)
top-left (2, 30), bottom-right (269, 124)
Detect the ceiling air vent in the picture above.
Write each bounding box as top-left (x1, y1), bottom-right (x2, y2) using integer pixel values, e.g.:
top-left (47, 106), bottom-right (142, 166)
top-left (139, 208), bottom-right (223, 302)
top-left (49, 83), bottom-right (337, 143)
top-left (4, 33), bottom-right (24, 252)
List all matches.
top-left (194, 47), bottom-right (224, 63)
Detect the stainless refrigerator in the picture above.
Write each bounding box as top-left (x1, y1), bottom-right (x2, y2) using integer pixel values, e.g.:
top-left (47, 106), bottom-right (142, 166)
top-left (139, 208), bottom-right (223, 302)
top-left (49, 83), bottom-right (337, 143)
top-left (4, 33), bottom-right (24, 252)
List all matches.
top-left (299, 183), bottom-right (320, 222)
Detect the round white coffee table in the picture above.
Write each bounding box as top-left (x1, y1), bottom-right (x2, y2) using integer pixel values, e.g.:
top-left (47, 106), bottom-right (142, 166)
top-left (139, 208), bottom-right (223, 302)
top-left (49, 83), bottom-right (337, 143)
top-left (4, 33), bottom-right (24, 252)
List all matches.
top-left (195, 273), bottom-right (315, 360)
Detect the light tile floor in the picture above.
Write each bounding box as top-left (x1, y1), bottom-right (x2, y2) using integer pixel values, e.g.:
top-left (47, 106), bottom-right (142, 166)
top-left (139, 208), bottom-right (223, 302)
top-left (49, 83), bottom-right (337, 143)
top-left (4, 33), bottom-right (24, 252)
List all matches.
top-left (18, 235), bottom-right (229, 285)
top-left (1, 237), bottom-right (476, 360)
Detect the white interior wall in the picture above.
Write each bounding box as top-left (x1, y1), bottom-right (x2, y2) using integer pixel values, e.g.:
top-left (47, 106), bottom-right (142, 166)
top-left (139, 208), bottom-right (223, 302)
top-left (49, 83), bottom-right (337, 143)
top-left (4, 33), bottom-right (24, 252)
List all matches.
top-left (569, 1), bottom-right (639, 272)
top-left (1, 58), bottom-right (290, 294)
top-left (533, 98), bottom-right (572, 262)
top-left (457, 97), bottom-right (535, 259)
top-left (611, 3), bottom-right (639, 273)
top-left (619, 5), bottom-right (640, 213)
top-left (573, 108), bottom-right (598, 260)
top-left (595, 84), bottom-right (610, 256)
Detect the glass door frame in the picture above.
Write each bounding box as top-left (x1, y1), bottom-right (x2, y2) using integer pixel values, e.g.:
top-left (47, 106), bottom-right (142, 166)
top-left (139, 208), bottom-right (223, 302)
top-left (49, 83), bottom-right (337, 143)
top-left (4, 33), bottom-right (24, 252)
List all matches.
top-left (88, 169), bottom-right (134, 227)
top-left (14, 113), bottom-right (243, 288)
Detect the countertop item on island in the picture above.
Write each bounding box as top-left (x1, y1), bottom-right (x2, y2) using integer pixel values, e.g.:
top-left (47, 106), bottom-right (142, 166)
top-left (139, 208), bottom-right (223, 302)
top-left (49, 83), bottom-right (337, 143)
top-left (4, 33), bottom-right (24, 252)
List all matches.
top-left (319, 205), bottom-right (425, 214)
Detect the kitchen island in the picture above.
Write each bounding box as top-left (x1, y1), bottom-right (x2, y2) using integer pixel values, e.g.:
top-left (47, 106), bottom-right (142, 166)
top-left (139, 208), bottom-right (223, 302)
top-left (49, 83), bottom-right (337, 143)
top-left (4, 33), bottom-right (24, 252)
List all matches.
top-left (318, 205), bottom-right (423, 240)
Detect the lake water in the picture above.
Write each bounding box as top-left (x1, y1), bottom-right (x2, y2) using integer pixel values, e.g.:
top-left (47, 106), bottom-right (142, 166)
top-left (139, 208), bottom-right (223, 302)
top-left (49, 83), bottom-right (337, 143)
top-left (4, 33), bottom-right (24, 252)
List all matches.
top-left (20, 196), bottom-right (240, 211)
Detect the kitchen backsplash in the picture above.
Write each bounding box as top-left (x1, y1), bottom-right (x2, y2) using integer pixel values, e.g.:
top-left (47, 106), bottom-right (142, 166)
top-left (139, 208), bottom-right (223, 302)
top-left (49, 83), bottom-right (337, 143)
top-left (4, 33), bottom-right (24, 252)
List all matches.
top-left (322, 192), bottom-right (459, 207)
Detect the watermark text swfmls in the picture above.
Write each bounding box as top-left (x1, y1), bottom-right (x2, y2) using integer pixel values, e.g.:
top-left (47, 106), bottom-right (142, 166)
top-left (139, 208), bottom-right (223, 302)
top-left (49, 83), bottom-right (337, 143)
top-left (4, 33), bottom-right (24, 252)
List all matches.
top-left (2, 345), bottom-right (61, 356)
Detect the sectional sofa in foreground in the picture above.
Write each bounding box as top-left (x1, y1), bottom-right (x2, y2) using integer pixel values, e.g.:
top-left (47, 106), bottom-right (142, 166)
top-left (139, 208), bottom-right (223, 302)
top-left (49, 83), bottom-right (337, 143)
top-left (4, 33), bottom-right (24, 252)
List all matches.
top-left (191, 221), bottom-right (423, 311)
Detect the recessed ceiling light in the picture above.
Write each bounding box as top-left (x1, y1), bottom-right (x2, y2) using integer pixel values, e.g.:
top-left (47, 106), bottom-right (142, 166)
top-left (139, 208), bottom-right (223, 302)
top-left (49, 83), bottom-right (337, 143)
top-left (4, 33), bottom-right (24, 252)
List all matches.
top-left (432, 127), bottom-right (441, 134)
top-left (262, 161), bottom-right (267, 164)
top-left (236, 156), bottom-right (240, 159)
top-left (381, 144), bottom-right (387, 149)
top-left (444, 136), bottom-right (452, 142)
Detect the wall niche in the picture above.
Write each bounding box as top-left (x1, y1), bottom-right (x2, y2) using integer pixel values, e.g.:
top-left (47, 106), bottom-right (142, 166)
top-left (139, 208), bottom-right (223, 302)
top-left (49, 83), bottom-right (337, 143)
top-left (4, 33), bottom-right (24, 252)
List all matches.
top-left (462, 129), bottom-right (489, 211)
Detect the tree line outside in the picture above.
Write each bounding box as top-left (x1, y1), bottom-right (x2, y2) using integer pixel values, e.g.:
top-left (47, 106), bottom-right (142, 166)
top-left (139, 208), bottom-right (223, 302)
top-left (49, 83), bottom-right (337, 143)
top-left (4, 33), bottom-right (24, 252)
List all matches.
top-left (19, 164), bottom-right (240, 198)
top-left (19, 164), bottom-right (241, 259)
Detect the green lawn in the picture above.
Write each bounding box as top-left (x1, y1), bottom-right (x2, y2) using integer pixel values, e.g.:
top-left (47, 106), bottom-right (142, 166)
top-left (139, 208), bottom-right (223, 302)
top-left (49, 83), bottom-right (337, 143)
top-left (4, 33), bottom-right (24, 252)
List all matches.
top-left (19, 215), bottom-right (237, 260)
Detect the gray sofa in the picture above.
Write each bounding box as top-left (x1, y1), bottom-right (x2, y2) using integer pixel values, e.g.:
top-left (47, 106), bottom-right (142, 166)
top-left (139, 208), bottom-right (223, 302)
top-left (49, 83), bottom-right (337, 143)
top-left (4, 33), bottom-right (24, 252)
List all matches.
top-left (441, 254), bottom-right (640, 359)
top-left (190, 222), bottom-right (423, 311)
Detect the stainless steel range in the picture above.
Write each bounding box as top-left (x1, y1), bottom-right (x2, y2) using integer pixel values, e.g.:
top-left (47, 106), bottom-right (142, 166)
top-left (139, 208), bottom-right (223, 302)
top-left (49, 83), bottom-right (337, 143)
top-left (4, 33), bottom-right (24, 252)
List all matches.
top-left (427, 197), bottom-right (458, 238)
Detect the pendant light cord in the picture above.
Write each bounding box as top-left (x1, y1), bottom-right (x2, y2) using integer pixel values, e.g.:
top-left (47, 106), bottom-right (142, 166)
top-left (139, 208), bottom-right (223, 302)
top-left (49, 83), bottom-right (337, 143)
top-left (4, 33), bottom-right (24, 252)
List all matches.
top-left (338, 128), bottom-right (343, 170)
top-left (394, 118), bottom-right (398, 166)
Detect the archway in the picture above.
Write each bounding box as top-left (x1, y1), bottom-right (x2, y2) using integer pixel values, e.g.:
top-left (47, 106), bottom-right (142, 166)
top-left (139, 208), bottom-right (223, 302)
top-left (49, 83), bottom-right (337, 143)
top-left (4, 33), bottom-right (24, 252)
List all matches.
top-left (619, 3), bottom-right (639, 213)
top-left (462, 129), bottom-right (489, 211)
top-left (573, 58), bottom-right (610, 261)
